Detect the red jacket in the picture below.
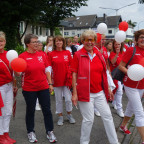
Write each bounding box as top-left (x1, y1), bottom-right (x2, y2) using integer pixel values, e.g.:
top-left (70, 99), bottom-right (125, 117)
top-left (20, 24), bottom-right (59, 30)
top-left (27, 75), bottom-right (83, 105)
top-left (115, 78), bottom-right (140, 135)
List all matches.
top-left (72, 48), bottom-right (109, 102)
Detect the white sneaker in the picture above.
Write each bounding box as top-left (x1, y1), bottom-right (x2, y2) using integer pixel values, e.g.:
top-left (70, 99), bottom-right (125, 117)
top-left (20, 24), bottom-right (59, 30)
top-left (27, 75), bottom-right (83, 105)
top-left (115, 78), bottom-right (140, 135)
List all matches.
top-left (112, 104), bottom-right (117, 110)
top-left (47, 131), bottom-right (57, 143)
top-left (57, 116), bottom-right (63, 126)
top-left (35, 104), bottom-right (41, 110)
top-left (67, 114), bottom-right (76, 124)
top-left (27, 132), bottom-right (38, 143)
top-left (95, 111), bottom-right (101, 117)
top-left (117, 110), bottom-right (124, 118)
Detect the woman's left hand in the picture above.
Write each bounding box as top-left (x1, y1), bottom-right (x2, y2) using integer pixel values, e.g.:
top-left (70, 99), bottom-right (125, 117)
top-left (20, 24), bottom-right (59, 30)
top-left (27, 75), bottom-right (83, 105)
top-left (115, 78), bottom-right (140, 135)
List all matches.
top-left (49, 85), bottom-right (54, 94)
top-left (108, 88), bottom-right (114, 101)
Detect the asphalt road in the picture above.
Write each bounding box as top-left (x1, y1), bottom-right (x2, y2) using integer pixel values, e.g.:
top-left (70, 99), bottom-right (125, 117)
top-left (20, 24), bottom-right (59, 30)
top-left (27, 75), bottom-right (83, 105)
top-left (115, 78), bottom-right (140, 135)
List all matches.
top-left (9, 88), bottom-right (136, 144)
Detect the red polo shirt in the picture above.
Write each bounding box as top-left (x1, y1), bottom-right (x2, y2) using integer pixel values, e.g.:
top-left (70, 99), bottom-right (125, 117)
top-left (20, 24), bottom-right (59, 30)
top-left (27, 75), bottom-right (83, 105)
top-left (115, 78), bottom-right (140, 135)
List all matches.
top-left (71, 48), bottom-right (104, 93)
top-left (122, 46), bottom-right (144, 89)
top-left (109, 52), bottom-right (123, 71)
top-left (48, 50), bottom-right (72, 87)
top-left (19, 51), bottom-right (49, 91)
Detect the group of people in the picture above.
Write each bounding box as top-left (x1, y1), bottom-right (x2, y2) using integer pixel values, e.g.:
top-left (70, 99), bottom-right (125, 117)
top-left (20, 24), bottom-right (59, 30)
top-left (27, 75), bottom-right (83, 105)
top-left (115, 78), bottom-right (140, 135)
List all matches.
top-left (0, 29), bottom-right (144, 144)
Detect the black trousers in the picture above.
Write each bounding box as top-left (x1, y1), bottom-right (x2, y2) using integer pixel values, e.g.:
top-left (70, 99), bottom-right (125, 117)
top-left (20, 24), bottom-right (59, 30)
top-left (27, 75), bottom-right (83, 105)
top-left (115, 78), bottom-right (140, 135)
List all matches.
top-left (22, 89), bottom-right (54, 134)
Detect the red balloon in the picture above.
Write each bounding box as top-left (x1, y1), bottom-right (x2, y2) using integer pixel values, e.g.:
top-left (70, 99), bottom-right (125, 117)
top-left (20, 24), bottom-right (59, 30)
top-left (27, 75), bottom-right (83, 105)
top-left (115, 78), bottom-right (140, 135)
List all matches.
top-left (139, 58), bottom-right (144, 67)
top-left (96, 33), bottom-right (102, 43)
top-left (11, 58), bottom-right (27, 72)
top-left (119, 21), bottom-right (128, 32)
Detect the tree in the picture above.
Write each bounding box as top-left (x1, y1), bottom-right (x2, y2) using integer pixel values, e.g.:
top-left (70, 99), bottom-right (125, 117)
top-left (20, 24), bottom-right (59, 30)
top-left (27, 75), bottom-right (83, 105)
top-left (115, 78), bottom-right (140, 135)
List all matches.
top-left (139, 0), bottom-right (144, 3)
top-left (40, 0), bottom-right (88, 36)
top-left (0, 0), bottom-right (44, 50)
top-left (127, 20), bottom-right (137, 28)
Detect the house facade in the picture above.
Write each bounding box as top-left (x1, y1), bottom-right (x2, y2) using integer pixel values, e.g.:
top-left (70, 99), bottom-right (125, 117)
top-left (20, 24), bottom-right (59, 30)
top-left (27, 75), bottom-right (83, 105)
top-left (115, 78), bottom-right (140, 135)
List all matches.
top-left (62, 14), bottom-right (134, 39)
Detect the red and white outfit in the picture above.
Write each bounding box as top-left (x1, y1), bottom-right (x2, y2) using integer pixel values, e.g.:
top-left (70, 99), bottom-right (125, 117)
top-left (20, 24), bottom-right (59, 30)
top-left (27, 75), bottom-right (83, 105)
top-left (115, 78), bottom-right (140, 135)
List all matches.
top-left (109, 52), bottom-right (124, 113)
top-left (122, 46), bottom-right (144, 127)
top-left (0, 51), bottom-right (13, 135)
top-left (71, 48), bottom-right (119, 144)
top-left (48, 50), bottom-right (73, 114)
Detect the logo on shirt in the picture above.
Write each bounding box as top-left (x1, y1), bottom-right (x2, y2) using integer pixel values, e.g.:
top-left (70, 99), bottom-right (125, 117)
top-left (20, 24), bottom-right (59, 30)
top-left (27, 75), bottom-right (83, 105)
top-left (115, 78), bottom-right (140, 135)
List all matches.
top-left (53, 56), bottom-right (58, 59)
top-left (26, 58), bottom-right (33, 60)
top-left (37, 56), bottom-right (43, 63)
top-left (64, 55), bottom-right (68, 61)
top-left (135, 54), bottom-right (141, 55)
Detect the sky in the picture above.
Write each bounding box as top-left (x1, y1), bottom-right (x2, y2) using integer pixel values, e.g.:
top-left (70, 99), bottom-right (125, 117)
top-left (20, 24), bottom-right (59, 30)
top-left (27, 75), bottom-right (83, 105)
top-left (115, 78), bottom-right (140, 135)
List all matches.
top-left (73, 0), bottom-right (144, 30)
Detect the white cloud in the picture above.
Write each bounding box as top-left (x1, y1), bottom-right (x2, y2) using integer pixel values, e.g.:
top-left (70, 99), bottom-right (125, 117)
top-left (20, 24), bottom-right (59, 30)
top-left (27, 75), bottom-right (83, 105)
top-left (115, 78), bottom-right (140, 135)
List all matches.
top-left (73, 0), bottom-right (144, 30)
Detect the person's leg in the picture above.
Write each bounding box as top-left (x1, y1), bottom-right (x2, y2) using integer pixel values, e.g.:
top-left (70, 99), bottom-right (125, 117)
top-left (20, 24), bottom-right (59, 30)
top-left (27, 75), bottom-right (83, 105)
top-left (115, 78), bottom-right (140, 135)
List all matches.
top-left (94, 91), bottom-right (119, 144)
top-left (63, 86), bottom-right (72, 113)
top-left (78, 97), bottom-right (95, 144)
top-left (54, 87), bottom-right (63, 115)
top-left (54, 87), bottom-right (64, 125)
top-left (114, 81), bottom-right (124, 117)
top-left (124, 86), bottom-right (144, 141)
top-left (38, 89), bottom-right (54, 133)
top-left (0, 83), bottom-right (16, 143)
top-left (63, 86), bottom-right (75, 123)
top-left (22, 90), bottom-right (37, 133)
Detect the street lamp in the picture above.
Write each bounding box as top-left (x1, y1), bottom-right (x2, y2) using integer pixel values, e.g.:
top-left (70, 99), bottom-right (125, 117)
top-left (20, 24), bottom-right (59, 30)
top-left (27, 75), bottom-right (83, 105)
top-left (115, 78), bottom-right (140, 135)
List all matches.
top-left (99, 3), bottom-right (136, 15)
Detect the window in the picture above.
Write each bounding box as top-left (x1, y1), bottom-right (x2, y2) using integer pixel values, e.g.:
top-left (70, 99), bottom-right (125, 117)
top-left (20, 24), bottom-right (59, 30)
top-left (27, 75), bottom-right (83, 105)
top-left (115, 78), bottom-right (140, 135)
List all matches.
top-left (108, 30), bottom-right (112, 34)
top-left (64, 32), bottom-right (69, 36)
top-left (39, 27), bottom-right (42, 35)
top-left (31, 26), bottom-right (35, 34)
top-left (20, 22), bottom-right (24, 33)
top-left (36, 26), bottom-right (38, 35)
top-left (72, 31), bottom-right (75, 35)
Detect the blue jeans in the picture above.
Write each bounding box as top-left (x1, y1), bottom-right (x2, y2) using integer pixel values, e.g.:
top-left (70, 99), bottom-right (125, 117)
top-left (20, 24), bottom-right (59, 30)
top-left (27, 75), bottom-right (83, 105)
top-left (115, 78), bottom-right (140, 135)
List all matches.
top-left (22, 89), bottom-right (54, 134)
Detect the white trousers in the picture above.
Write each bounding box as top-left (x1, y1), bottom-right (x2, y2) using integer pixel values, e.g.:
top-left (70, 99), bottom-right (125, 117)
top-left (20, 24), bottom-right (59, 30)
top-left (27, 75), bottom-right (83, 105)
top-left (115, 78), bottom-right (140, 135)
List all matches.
top-left (112, 81), bottom-right (123, 111)
top-left (54, 86), bottom-right (72, 114)
top-left (79, 91), bottom-right (119, 144)
top-left (124, 85), bottom-right (144, 127)
top-left (0, 82), bottom-right (13, 135)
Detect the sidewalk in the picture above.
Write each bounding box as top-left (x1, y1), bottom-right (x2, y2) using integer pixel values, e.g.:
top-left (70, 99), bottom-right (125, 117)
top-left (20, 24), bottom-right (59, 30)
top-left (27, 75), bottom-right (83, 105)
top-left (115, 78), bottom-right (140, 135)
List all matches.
top-left (9, 88), bottom-right (137, 144)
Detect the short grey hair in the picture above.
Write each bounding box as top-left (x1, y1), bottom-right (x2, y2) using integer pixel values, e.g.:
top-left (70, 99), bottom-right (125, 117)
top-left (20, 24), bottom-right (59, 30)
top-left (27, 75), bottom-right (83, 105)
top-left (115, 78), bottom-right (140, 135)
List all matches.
top-left (81, 30), bottom-right (97, 41)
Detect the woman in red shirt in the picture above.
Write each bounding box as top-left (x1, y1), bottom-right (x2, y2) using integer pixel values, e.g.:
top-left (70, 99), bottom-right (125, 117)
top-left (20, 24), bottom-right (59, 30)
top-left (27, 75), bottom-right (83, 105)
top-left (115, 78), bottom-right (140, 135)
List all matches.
top-left (119, 29), bottom-right (144, 143)
top-left (0, 31), bottom-right (17, 144)
top-left (18, 34), bottom-right (57, 143)
top-left (109, 40), bottom-right (124, 118)
top-left (71, 30), bottom-right (119, 144)
top-left (48, 36), bottom-right (75, 126)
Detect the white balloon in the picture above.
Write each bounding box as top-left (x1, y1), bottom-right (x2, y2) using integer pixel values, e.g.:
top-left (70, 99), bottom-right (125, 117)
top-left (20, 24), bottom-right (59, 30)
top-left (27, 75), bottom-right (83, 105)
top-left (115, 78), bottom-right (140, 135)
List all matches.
top-left (127, 64), bottom-right (144, 81)
top-left (6, 50), bottom-right (18, 62)
top-left (115, 31), bottom-right (126, 43)
top-left (97, 23), bottom-right (107, 34)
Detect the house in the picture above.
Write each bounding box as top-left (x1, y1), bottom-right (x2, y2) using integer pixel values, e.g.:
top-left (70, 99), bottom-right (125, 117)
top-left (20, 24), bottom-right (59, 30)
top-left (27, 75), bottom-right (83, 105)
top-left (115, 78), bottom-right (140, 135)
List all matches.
top-left (62, 14), bottom-right (134, 39)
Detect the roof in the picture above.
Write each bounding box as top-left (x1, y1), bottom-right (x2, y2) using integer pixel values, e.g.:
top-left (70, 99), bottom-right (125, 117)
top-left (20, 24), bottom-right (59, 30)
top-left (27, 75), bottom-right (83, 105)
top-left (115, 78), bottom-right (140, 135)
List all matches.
top-left (94, 15), bottom-right (122, 28)
top-left (64, 14), bottom-right (97, 28)
top-left (64, 14), bottom-right (123, 29)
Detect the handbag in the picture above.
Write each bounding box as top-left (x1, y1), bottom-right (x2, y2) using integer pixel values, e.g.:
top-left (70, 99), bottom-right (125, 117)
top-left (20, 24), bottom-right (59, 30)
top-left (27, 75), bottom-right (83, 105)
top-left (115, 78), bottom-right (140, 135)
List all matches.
top-left (111, 47), bottom-right (136, 81)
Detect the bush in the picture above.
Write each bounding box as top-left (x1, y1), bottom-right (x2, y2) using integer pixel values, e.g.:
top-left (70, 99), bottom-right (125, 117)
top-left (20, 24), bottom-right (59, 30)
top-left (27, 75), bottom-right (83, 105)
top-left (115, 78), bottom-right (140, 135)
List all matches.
top-left (15, 44), bottom-right (26, 55)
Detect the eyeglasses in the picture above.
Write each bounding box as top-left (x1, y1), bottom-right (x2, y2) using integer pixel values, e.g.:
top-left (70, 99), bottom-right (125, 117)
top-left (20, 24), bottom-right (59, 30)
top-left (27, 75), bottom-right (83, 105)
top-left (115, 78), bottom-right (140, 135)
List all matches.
top-left (30, 41), bottom-right (39, 44)
top-left (138, 37), bottom-right (144, 40)
top-left (84, 39), bottom-right (95, 42)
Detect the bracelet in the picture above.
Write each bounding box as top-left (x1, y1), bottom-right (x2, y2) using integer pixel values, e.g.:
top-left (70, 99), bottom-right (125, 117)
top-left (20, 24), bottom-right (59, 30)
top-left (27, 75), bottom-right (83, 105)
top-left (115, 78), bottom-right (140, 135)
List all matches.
top-left (49, 84), bottom-right (53, 85)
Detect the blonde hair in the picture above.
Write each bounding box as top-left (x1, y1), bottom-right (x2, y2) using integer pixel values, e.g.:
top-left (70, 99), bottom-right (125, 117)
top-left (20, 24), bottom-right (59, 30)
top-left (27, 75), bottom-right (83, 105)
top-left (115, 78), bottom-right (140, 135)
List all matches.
top-left (81, 30), bottom-right (97, 41)
top-left (0, 31), bottom-right (6, 40)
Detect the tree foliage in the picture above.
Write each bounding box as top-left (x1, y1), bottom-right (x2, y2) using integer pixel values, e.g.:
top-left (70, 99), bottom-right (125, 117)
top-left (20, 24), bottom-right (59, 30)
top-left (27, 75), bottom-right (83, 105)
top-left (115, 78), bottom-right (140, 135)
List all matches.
top-left (127, 20), bottom-right (137, 28)
top-left (0, 0), bottom-right (88, 50)
top-left (40, 0), bottom-right (88, 36)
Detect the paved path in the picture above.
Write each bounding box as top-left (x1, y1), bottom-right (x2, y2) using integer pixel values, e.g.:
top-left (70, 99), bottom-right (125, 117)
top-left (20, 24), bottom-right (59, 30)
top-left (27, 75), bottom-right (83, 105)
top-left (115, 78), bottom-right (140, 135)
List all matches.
top-left (9, 88), bottom-right (138, 144)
